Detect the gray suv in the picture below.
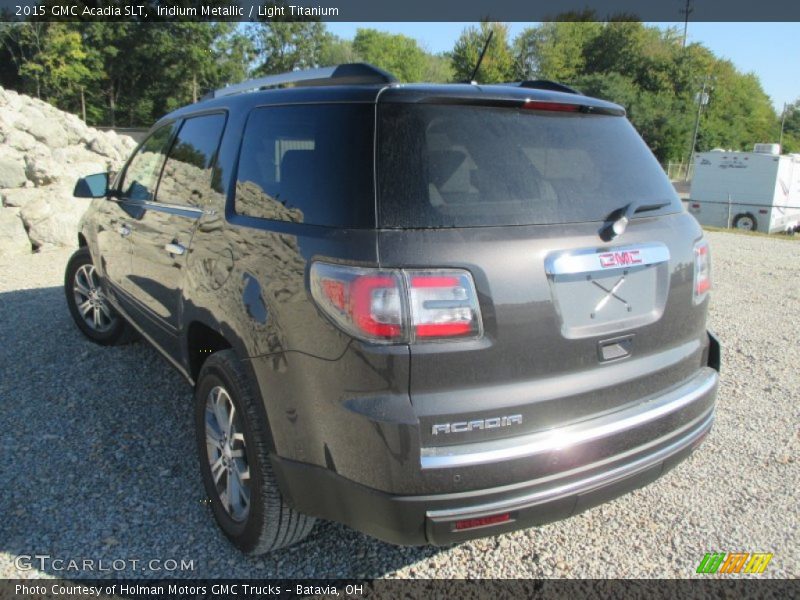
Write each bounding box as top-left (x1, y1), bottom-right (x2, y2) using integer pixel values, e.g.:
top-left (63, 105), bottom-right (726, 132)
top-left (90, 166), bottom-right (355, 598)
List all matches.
top-left (65, 63), bottom-right (720, 553)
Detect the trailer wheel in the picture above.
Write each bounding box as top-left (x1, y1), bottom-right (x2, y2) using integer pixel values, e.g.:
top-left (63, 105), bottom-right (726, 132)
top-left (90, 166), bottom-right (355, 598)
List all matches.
top-left (733, 213), bottom-right (757, 231)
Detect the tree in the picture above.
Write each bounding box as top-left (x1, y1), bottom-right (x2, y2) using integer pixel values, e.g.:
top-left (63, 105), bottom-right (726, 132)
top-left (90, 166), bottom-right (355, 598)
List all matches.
top-left (513, 19), bottom-right (601, 81)
top-left (781, 100), bottom-right (800, 153)
top-left (350, 28), bottom-right (427, 82)
top-left (423, 53), bottom-right (454, 83)
top-left (250, 22), bottom-right (331, 75)
top-left (318, 36), bottom-right (361, 66)
top-left (451, 22), bottom-right (514, 83)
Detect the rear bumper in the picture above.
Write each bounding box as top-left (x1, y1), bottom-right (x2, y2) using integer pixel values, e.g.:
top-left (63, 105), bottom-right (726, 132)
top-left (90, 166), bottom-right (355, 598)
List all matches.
top-left (272, 367), bottom-right (718, 545)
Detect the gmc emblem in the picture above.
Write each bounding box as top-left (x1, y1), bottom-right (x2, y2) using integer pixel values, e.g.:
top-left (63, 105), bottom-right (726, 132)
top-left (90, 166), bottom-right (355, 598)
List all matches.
top-left (599, 250), bottom-right (642, 268)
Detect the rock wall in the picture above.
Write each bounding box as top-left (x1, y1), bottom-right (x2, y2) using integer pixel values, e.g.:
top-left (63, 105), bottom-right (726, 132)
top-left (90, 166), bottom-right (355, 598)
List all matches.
top-left (0, 86), bottom-right (138, 256)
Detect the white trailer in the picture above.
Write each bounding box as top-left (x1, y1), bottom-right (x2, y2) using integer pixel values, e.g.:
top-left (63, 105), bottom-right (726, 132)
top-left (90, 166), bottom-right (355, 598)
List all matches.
top-left (688, 145), bottom-right (800, 234)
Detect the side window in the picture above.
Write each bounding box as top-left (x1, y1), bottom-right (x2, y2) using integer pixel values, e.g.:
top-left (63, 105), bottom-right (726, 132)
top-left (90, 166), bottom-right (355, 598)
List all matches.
top-left (120, 124), bottom-right (176, 200)
top-left (157, 113), bottom-right (227, 208)
top-left (234, 104), bottom-right (374, 227)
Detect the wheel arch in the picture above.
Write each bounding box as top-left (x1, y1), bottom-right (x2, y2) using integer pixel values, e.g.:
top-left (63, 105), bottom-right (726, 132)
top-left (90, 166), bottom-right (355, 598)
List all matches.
top-left (185, 319), bottom-right (235, 382)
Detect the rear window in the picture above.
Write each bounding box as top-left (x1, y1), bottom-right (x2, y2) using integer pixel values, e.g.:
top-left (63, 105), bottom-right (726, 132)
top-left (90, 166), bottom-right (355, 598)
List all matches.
top-left (377, 104), bottom-right (680, 228)
top-left (235, 104), bottom-right (374, 227)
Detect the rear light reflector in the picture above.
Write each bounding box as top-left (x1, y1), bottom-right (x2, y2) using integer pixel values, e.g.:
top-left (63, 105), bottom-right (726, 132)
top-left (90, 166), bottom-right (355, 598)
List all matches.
top-left (759, 209), bottom-right (768, 214)
top-left (691, 203), bottom-right (700, 209)
top-left (522, 100), bottom-right (580, 112)
top-left (310, 263), bottom-right (482, 344)
top-left (693, 239), bottom-right (711, 303)
top-left (454, 513), bottom-right (511, 531)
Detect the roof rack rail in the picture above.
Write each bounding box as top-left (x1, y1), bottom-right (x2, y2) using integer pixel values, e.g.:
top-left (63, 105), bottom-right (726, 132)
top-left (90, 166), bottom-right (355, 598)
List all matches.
top-left (511, 80), bottom-right (583, 95)
top-left (205, 63), bottom-right (397, 100)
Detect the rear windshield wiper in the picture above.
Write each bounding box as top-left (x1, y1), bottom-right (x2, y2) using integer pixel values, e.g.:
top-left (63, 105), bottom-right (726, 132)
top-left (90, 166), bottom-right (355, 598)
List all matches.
top-left (600, 200), bottom-right (671, 241)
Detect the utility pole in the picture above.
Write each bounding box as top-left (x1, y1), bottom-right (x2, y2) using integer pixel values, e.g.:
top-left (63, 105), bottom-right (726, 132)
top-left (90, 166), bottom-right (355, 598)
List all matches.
top-left (680, 0), bottom-right (694, 48)
top-left (685, 76), bottom-right (712, 181)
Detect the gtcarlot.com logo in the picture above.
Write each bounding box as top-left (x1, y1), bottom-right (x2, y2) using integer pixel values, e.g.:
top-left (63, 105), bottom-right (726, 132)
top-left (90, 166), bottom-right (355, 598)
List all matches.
top-left (14, 554), bottom-right (195, 573)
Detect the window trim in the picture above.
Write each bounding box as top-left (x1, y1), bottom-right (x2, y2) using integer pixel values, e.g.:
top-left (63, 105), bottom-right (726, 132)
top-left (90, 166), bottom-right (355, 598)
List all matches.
top-left (153, 110), bottom-right (229, 211)
top-left (115, 120), bottom-right (179, 202)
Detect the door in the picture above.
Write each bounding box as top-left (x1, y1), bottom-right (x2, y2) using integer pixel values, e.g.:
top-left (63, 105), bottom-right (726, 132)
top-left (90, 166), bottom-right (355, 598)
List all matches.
top-left (375, 100), bottom-right (708, 448)
top-left (98, 124), bottom-right (175, 295)
top-left (126, 113), bottom-right (227, 357)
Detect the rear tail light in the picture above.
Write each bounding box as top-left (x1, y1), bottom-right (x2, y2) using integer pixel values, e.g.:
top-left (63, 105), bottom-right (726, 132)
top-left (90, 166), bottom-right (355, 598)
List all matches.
top-left (310, 263), bottom-right (482, 344)
top-left (693, 239), bottom-right (711, 303)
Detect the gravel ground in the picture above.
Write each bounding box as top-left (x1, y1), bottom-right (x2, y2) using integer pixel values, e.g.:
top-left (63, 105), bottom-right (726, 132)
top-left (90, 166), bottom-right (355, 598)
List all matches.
top-left (0, 230), bottom-right (797, 580)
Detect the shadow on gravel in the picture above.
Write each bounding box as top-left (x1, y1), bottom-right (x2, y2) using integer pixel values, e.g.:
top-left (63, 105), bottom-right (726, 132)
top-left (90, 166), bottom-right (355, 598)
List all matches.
top-left (0, 286), bottom-right (445, 579)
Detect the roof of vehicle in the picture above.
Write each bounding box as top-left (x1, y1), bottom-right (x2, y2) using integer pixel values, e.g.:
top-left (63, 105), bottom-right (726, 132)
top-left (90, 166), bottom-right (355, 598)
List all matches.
top-left (156, 63), bottom-right (625, 127)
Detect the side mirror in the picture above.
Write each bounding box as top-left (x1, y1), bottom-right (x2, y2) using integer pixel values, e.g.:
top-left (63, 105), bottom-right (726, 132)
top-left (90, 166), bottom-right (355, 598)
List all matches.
top-left (73, 173), bottom-right (109, 198)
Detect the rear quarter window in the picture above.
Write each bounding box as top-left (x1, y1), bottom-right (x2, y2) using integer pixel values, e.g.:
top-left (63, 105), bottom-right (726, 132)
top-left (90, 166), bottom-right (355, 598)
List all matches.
top-left (377, 104), bottom-right (680, 228)
top-left (234, 104), bottom-right (375, 228)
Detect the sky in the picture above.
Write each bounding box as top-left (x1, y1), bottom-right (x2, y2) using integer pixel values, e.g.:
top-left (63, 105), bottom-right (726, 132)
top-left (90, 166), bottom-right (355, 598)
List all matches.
top-left (326, 22), bottom-right (800, 113)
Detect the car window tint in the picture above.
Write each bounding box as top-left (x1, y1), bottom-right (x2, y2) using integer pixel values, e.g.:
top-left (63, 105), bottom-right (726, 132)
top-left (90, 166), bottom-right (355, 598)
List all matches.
top-left (377, 104), bottom-right (680, 228)
top-left (234, 104), bottom-right (375, 227)
top-left (157, 113), bottom-right (227, 208)
top-left (120, 124), bottom-right (176, 201)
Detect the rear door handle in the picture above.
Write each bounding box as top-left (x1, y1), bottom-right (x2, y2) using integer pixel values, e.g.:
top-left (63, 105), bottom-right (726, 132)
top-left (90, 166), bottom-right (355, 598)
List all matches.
top-left (164, 242), bottom-right (186, 256)
top-left (117, 224), bottom-right (131, 237)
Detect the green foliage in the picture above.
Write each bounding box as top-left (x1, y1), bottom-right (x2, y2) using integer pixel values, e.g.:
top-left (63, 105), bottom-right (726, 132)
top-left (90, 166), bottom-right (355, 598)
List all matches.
top-left (318, 36), bottom-right (360, 67)
top-left (780, 100), bottom-right (800, 153)
top-left (250, 22), bottom-right (330, 75)
top-left (513, 20), bottom-right (601, 81)
top-left (451, 22), bottom-right (515, 83)
top-left (510, 20), bottom-right (780, 162)
top-left (352, 29), bottom-right (427, 82)
top-left (422, 53), bottom-right (454, 83)
top-left (0, 17), bottom-right (784, 159)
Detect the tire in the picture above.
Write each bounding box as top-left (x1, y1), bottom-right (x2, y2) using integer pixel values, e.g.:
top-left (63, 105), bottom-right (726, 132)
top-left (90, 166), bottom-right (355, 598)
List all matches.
top-left (64, 247), bottom-right (135, 345)
top-left (194, 349), bottom-right (315, 554)
top-left (732, 213), bottom-right (757, 231)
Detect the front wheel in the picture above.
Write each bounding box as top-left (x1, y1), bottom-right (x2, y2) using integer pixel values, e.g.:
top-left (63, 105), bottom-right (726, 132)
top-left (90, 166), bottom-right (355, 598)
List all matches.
top-left (194, 349), bottom-right (315, 554)
top-left (64, 247), bottom-right (135, 345)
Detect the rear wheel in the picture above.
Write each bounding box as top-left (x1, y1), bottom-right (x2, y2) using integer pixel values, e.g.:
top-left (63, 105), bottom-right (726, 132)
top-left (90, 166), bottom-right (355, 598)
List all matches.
top-left (64, 247), bottom-right (134, 345)
top-left (732, 213), bottom-right (757, 231)
top-left (194, 349), bottom-right (315, 554)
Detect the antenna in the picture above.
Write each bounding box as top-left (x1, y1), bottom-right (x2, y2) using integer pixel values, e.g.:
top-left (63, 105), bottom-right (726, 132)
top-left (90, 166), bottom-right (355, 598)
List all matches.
top-left (468, 30), bottom-right (494, 83)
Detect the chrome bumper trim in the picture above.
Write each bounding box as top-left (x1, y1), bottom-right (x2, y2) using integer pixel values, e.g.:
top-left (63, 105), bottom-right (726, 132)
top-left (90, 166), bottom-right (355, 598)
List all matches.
top-left (421, 367), bottom-right (718, 470)
top-left (427, 406), bottom-right (714, 521)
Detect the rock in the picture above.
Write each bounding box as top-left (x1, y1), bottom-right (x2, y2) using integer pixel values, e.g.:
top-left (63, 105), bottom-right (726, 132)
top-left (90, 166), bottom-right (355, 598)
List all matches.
top-left (0, 157), bottom-right (27, 189)
top-left (0, 207), bottom-right (32, 256)
top-left (87, 134), bottom-right (122, 160)
top-left (62, 115), bottom-right (92, 146)
top-left (5, 129), bottom-right (38, 152)
top-left (0, 86), bottom-right (135, 250)
top-left (2, 88), bottom-right (23, 111)
top-left (25, 153), bottom-right (66, 186)
top-left (20, 188), bottom-right (91, 249)
top-left (25, 118), bottom-right (69, 149)
top-left (2, 185), bottom-right (71, 209)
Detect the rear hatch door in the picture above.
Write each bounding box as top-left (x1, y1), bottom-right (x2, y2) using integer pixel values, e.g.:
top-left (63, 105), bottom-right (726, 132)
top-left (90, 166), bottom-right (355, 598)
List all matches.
top-left (375, 91), bottom-right (709, 450)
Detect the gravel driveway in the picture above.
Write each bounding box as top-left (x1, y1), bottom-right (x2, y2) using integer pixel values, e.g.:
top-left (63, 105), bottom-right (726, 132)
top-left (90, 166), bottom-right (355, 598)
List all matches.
top-left (1, 231), bottom-right (797, 579)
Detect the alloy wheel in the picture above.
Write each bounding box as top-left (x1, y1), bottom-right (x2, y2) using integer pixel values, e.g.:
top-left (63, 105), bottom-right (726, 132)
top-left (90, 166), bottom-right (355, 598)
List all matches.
top-left (73, 264), bottom-right (116, 333)
top-left (205, 386), bottom-right (251, 522)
